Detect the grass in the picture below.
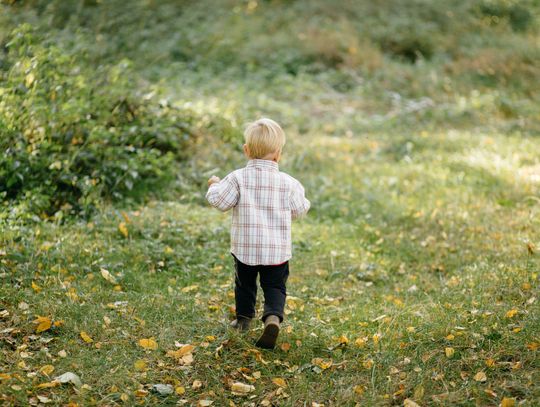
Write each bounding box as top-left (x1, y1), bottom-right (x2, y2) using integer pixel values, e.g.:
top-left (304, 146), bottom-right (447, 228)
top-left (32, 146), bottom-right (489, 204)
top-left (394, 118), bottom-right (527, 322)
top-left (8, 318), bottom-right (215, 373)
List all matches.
top-left (1, 127), bottom-right (539, 405)
top-left (1, 0), bottom-right (539, 405)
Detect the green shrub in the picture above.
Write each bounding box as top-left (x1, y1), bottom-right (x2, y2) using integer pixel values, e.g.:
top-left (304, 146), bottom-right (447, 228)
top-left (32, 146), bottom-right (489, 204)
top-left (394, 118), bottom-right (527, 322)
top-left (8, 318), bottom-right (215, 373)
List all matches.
top-left (0, 25), bottom-right (197, 219)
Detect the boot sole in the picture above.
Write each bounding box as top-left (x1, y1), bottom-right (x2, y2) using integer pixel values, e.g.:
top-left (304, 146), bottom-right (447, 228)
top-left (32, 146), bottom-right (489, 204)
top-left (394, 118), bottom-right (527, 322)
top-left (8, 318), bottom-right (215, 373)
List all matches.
top-left (255, 323), bottom-right (279, 349)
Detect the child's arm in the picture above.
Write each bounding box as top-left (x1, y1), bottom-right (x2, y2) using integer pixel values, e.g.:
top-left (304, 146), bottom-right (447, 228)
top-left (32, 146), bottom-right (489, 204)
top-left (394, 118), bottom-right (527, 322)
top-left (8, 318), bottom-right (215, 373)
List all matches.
top-left (206, 173), bottom-right (239, 212)
top-left (290, 180), bottom-right (310, 219)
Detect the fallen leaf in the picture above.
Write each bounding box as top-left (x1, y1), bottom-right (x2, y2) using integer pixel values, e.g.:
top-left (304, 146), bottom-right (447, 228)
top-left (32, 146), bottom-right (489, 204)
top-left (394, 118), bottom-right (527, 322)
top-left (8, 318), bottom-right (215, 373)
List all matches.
top-left (54, 372), bottom-right (82, 387)
top-left (151, 384), bottom-right (174, 395)
top-left (198, 401), bottom-right (213, 407)
top-left (501, 397), bottom-right (516, 407)
top-left (473, 371), bottom-right (487, 382)
top-left (138, 338), bottom-right (158, 350)
top-left (39, 365), bottom-right (55, 376)
top-left (192, 380), bottom-right (202, 389)
top-left (353, 385), bottom-right (364, 395)
top-left (445, 347), bottom-right (455, 358)
top-left (33, 316), bottom-right (52, 333)
top-left (36, 395), bottom-right (52, 404)
top-left (80, 331), bottom-right (93, 343)
top-left (404, 399), bottom-right (421, 407)
top-left (175, 386), bottom-right (185, 395)
top-left (37, 381), bottom-right (60, 389)
top-left (272, 377), bottom-right (287, 387)
top-left (31, 281), bottom-right (42, 293)
top-left (100, 268), bottom-right (118, 284)
top-left (280, 343), bottom-right (291, 351)
top-left (118, 222), bottom-right (129, 238)
top-left (231, 381), bottom-right (255, 395)
top-left (505, 309), bottom-right (518, 318)
top-left (134, 360), bottom-right (147, 371)
top-left (312, 358), bottom-right (333, 370)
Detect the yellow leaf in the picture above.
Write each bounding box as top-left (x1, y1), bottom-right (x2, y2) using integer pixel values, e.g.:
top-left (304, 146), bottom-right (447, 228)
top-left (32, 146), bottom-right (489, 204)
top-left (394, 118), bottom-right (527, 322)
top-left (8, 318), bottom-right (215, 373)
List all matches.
top-left (164, 246), bottom-right (174, 254)
top-left (39, 365), bottom-right (55, 376)
top-left (138, 338), bottom-right (158, 350)
top-left (372, 333), bottom-right (381, 344)
top-left (31, 281), bottom-right (42, 293)
top-left (311, 358), bottom-right (333, 370)
top-left (175, 386), bottom-right (185, 395)
top-left (181, 285), bottom-right (198, 293)
top-left (80, 331), bottom-right (93, 343)
top-left (473, 371), bottom-right (487, 382)
top-left (121, 211), bottom-right (131, 223)
top-left (501, 397), bottom-right (516, 407)
top-left (445, 347), bottom-right (455, 358)
top-left (505, 309), bottom-right (518, 318)
top-left (271, 377), bottom-right (287, 387)
top-left (446, 334), bottom-right (455, 340)
top-left (337, 335), bottom-right (349, 345)
top-left (353, 385), bottom-right (364, 395)
top-left (526, 342), bottom-right (539, 351)
top-left (100, 268), bottom-right (118, 284)
top-left (406, 326), bottom-right (416, 333)
top-left (134, 389), bottom-right (148, 397)
top-left (118, 222), bottom-right (129, 238)
top-left (37, 381), bottom-right (60, 389)
top-left (33, 316), bottom-right (52, 333)
top-left (166, 344), bottom-right (194, 359)
top-left (231, 381), bottom-right (255, 395)
top-left (134, 360), bottom-right (147, 371)
top-left (362, 359), bottom-right (373, 369)
top-left (485, 358), bottom-right (496, 367)
top-left (404, 399), bottom-right (421, 407)
top-left (354, 338), bottom-right (367, 348)
top-left (53, 320), bottom-right (64, 327)
top-left (280, 342), bottom-right (291, 351)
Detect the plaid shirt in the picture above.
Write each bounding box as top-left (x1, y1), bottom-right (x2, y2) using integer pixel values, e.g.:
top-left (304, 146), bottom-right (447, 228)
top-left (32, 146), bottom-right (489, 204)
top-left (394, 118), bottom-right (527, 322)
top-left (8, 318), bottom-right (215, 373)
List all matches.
top-left (206, 159), bottom-right (310, 266)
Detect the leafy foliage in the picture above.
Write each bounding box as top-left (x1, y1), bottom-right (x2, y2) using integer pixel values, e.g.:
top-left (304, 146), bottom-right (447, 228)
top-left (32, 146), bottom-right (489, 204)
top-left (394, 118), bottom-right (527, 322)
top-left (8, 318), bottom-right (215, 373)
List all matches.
top-left (0, 25), bottom-right (197, 219)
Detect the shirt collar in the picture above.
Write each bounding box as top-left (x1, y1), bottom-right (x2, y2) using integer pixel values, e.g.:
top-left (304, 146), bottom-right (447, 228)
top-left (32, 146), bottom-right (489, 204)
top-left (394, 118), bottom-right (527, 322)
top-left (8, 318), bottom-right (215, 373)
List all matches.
top-left (246, 159), bottom-right (279, 171)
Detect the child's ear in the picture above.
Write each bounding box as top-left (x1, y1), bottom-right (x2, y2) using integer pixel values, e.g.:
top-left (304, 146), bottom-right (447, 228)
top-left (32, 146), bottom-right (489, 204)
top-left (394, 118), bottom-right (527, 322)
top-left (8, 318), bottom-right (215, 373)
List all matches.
top-left (243, 144), bottom-right (250, 158)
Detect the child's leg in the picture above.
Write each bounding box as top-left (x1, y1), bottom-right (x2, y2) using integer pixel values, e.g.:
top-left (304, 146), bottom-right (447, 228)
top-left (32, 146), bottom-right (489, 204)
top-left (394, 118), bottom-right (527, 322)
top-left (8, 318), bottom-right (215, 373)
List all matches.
top-left (259, 261), bottom-right (289, 323)
top-left (232, 254), bottom-right (258, 321)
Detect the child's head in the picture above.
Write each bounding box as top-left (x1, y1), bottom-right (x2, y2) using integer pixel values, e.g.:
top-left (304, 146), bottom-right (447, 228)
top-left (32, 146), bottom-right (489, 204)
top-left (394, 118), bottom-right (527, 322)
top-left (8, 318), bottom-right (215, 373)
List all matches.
top-left (243, 118), bottom-right (285, 161)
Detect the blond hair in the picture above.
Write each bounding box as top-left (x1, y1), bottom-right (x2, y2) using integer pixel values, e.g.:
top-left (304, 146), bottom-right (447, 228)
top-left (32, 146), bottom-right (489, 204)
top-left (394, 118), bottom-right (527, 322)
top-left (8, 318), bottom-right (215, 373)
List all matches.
top-left (244, 118), bottom-right (285, 159)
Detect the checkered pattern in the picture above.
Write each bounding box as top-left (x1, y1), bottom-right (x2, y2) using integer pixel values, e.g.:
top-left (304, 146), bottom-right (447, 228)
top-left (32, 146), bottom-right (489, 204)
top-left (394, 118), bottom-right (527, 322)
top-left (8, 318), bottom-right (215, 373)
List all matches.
top-left (206, 159), bottom-right (310, 266)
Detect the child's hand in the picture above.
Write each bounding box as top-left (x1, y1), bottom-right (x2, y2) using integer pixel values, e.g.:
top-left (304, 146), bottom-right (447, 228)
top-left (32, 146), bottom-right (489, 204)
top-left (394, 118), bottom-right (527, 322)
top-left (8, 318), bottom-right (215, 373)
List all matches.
top-left (208, 175), bottom-right (221, 186)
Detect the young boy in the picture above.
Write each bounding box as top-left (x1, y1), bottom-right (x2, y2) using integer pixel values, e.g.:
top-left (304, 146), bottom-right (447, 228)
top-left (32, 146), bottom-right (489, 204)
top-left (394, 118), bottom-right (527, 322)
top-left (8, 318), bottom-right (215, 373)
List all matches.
top-left (206, 118), bottom-right (310, 349)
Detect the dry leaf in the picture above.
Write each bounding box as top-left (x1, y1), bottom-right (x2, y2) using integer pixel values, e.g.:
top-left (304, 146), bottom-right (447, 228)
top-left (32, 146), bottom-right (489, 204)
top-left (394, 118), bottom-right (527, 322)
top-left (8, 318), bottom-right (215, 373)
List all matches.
top-left (280, 343), bottom-right (291, 351)
top-left (151, 384), bottom-right (173, 395)
top-left (134, 360), bottom-right (147, 371)
top-left (505, 309), bottom-right (518, 318)
top-left (353, 385), bottom-right (364, 395)
top-left (118, 222), bottom-right (129, 238)
top-left (198, 401), bottom-right (213, 407)
top-left (175, 386), bottom-right (186, 395)
top-left (403, 399), bottom-right (421, 407)
top-left (501, 397), bottom-right (516, 407)
top-left (33, 316), bottom-right (52, 333)
top-left (31, 281), bottom-right (42, 293)
top-left (312, 358), bottom-right (333, 370)
top-left (80, 331), bottom-right (93, 343)
top-left (445, 347), bottom-right (455, 358)
top-left (192, 380), bottom-right (202, 389)
top-left (39, 365), bottom-right (55, 376)
top-left (54, 372), bottom-right (82, 387)
top-left (231, 382), bottom-right (255, 395)
top-left (100, 268), bottom-right (118, 284)
top-left (138, 338), bottom-right (158, 350)
top-left (473, 371), bottom-right (487, 382)
top-left (272, 377), bottom-right (287, 387)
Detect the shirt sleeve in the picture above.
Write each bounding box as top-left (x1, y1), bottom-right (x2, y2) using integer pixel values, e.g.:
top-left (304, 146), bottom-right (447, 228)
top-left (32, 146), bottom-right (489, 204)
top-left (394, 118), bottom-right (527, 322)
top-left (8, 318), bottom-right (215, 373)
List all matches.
top-left (290, 179), bottom-right (310, 219)
top-left (206, 172), bottom-right (239, 212)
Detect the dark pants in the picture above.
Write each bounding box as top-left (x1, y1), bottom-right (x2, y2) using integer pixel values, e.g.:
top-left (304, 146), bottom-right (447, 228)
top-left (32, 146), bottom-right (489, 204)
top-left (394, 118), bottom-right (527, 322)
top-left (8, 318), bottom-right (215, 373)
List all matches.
top-left (232, 254), bottom-right (289, 323)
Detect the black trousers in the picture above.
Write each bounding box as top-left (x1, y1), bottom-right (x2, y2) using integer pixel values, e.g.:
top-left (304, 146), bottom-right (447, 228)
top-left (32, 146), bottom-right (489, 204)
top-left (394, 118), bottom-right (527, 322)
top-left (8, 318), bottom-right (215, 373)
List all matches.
top-left (232, 254), bottom-right (289, 323)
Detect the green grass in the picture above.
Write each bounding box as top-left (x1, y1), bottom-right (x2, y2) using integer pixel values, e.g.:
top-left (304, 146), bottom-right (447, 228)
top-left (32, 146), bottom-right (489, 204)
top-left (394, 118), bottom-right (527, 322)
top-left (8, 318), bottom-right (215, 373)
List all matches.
top-left (1, 0), bottom-right (539, 405)
top-left (1, 128), bottom-right (539, 405)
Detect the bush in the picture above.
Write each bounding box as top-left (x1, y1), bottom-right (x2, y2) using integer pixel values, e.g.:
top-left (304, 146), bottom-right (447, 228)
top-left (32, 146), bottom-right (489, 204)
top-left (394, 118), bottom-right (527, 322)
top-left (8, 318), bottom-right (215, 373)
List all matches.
top-left (0, 25), bottom-right (197, 219)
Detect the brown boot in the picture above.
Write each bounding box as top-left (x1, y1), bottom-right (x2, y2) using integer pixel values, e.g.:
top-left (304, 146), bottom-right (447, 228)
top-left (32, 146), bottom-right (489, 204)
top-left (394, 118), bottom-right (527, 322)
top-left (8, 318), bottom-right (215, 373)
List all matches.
top-left (255, 315), bottom-right (280, 349)
top-left (230, 317), bottom-right (251, 332)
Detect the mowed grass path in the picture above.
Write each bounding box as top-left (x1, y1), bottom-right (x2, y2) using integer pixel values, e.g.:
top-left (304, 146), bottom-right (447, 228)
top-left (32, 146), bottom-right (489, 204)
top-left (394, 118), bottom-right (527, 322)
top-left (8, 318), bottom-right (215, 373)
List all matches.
top-left (1, 129), bottom-right (539, 406)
